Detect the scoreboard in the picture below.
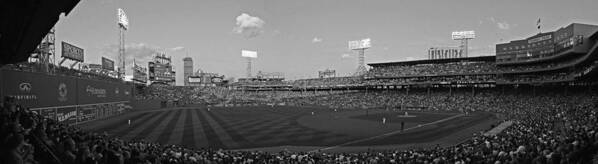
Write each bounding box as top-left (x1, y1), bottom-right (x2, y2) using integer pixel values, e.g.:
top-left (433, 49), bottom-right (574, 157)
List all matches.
top-left (148, 61), bottom-right (175, 84)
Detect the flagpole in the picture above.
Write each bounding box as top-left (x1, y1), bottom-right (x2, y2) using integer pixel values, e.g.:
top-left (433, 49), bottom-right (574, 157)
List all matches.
top-left (537, 18), bottom-right (542, 34)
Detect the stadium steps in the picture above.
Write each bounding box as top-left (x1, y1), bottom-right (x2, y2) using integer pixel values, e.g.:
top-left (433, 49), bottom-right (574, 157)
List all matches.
top-left (483, 121), bottom-right (513, 136)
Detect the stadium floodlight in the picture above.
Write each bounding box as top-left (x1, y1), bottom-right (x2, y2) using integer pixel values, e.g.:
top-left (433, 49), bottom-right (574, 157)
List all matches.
top-left (241, 50), bottom-right (257, 58)
top-left (118, 8), bottom-right (129, 30)
top-left (451, 31), bottom-right (475, 58)
top-left (348, 38), bottom-right (372, 76)
top-left (451, 31), bottom-right (475, 40)
top-left (117, 8), bottom-right (129, 79)
top-left (360, 38), bottom-right (371, 49)
top-left (349, 38), bottom-right (372, 50)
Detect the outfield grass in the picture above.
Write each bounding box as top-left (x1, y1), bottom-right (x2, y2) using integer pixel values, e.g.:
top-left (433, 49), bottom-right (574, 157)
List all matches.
top-left (79, 106), bottom-right (497, 152)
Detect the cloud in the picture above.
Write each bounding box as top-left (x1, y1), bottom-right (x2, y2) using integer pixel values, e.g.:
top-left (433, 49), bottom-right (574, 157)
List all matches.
top-left (170, 46), bottom-right (185, 51)
top-left (233, 13), bottom-right (265, 38)
top-left (99, 43), bottom-right (160, 74)
top-left (497, 22), bottom-right (510, 30)
top-left (312, 37), bottom-right (323, 43)
top-left (487, 17), bottom-right (510, 30)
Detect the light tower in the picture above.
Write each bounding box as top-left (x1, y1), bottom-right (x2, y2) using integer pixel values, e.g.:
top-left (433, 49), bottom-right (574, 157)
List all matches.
top-left (241, 50), bottom-right (257, 78)
top-left (348, 38), bottom-right (371, 76)
top-left (117, 8), bottom-right (129, 79)
top-left (31, 27), bottom-right (56, 74)
top-left (451, 31), bottom-right (475, 58)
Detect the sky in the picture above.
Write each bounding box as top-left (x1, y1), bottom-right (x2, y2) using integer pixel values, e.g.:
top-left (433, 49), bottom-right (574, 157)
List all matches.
top-left (54, 0), bottom-right (598, 85)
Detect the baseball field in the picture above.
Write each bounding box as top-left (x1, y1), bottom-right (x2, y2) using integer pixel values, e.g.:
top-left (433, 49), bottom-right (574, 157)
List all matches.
top-left (79, 106), bottom-right (497, 152)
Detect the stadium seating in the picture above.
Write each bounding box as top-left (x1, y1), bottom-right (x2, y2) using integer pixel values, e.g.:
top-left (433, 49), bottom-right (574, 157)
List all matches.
top-left (368, 62), bottom-right (497, 77)
top-left (2, 86), bottom-right (598, 163)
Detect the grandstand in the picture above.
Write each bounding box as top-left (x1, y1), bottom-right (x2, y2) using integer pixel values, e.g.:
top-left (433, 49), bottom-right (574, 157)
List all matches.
top-left (2, 1), bottom-right (598, 162)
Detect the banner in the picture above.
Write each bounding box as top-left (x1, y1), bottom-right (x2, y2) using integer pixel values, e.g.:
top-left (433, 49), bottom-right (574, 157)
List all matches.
top-left (61, 42), bottom-right (84, 62)
top-left (56, 107), bottom-right (77, 124)
top-left (101, 57), bottom-right (115, 71)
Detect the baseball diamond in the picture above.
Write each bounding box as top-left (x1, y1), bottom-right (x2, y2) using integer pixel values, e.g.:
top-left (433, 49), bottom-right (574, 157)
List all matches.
top-left (79, 106), bottom-right (496, 151)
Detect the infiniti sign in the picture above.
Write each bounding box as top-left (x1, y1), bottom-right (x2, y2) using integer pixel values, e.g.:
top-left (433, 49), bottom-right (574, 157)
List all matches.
top-left (19, 82), bottom-right (32, 92)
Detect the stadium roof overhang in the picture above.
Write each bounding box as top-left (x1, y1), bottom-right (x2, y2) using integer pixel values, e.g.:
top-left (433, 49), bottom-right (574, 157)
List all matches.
top-left (367, 56), bottom-right (496, 67)
top-left (0, 0), bottom-right (80, 66)
top-left (591, 31), bottom-right (598, 41)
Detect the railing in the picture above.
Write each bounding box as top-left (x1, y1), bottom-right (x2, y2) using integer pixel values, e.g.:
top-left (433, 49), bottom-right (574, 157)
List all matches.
top-left (30, 133), bottom-right (63, 164)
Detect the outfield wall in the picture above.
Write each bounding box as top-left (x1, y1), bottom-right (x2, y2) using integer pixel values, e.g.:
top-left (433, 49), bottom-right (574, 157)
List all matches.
top-left (0, 69), bottom-right (133, 124)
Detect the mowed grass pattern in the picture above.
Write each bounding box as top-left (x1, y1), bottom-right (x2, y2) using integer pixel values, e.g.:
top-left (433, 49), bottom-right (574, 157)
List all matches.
top-left (95, 107), bottom-right (352, 149)
top-left (86, 106), bottom-right (495, 150)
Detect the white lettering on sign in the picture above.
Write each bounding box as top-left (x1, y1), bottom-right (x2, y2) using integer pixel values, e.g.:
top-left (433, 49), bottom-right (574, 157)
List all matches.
top-left (58, 110), bottom-right (77, 122)
top-left (86, 85), bottom-right (107, 97)
top-left (528, 35), bottom-right (552, 44)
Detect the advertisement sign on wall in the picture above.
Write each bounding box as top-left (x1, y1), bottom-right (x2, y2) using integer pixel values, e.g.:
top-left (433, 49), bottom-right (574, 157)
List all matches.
top-left (61, 42), bottom-right (84, 62)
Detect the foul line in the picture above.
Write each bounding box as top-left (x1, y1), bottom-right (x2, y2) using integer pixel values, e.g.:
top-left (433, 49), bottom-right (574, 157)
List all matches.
top-left (311, 113), bottom-right (464, 152)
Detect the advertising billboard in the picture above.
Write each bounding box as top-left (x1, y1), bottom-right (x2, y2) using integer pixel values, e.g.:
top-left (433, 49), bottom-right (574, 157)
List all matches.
top-left (61, 42), bottom-right (84, 62)
top-left (0, 70), bottom-right (78, 108)
top-left (88, 64), bottom-right (102, 70)
top-left (0, 69), bottom-right (133, 125)
top-left (452, 31), bottom-right (476, 40)
top-left (0, 69), bottom-right (132, 108)
top-left (211, 76), bottom-right (223, 83)
top-left (188, 76), bottom-right (202, 83)
top-left (241, 50), bottom-right (258, 58)
top-left (81, 64), bottom-right (104, 72)
top-left (133, 64), bottom-right (147, 83)
top-left (77, 79), bottom-right (132, 105)
top-left (101, 57), bottom-right (115, 71)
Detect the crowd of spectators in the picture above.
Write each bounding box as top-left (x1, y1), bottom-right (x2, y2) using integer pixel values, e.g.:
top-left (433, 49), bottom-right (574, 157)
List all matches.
top-left (134, 85), bottom-right (231, 106)
top-left (497, 64), bottom-right (595, 84)
top-left (292, 77), bottom-right (364, 87)
top-left (3, 86), bottom-right (598, 163)
top-left (363, 75), bottom-right (496, 86)
top-left (368, 62), bottom-right (497, 78)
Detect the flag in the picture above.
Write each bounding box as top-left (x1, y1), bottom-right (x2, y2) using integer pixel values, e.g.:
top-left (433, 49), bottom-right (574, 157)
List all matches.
top-left (118, 8), bottom-right (129, 30)
top-left (537, 18), bottom-right (541, 29)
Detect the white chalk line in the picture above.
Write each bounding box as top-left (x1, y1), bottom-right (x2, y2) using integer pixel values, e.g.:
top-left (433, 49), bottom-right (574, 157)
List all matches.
top-left (311, 113), bottom-right (465, 152)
